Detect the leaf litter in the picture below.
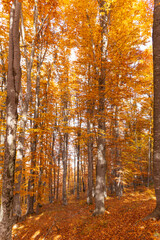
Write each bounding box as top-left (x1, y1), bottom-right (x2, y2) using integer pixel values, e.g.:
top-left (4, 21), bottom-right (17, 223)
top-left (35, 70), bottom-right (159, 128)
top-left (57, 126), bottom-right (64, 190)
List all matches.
top-left (12, 188), bottom-right (160, 240)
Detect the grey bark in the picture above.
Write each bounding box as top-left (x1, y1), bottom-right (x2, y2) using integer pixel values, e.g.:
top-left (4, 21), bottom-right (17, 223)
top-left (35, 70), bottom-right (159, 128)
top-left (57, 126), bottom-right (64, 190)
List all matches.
top-left (56, 134), bottom-right (62, 200)
top-left (87, 64), bottom-right (94, 205)
top-left (0, 1), bottom-right (21, 239)
top-left (114, 106), bottom-right (123, 197)
top-left (0, 47), bottom-right (6, 176)
top-left (62, 97), bottom-right (69, 205)
top-left (27, 53), bottom-right (41, 215)
top-left (27, 43), bottom-right (47, 214)
top-left (93, 0), bottom-right (107, 215)
top-left (61, 57), bottom-right (69, 205)
top-left (77, 119), bottom-right (81, 200)
top-left (87, 118), bottom-right (93, 204)
top-left (13, 1), bottom-right (38, 217)
top-left (49, 133), bottom-right (55, 203)
top-left (62, 131), bottom-right (68, 205)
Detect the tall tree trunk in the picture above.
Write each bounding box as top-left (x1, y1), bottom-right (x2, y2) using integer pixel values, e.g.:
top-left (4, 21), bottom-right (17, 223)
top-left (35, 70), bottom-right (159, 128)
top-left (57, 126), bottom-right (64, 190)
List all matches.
top-left (56, 135), bottom-right (62, 200)
top-left (0, 49), bottom-right (6, 197)
top-left (77, 121), bottom-right (81, 200)
top-left (87, 118), bottom-right (93, 204)
top-left (27, 55), bottom-right (41, 215)
top-left (74, 147), bottom-right (76, 195)
top-left (94, 0), bottom-right (107, 215)
top-left (61, 58), bottom-right (69, 205)
top-left (114, 106), bottom-right (123, 197)
top-left (62, 97), bottom-right (69, 205)
top-left (62, 95), bottom-right (68, 205)
top-left (62, 131), bottom-right (68, 205)
top-left (49, 133), bottom-right (55, 203)
top-left (144, 0), bottom-right (160, 220)
top-left (27, 130), bottom-right (36, 215)
top-left (68, 157), bottom-right (70, 192)
top-left (13, 2), bottom-right (38, 217)
top-left (0, 1), bottom-right (21, 239)
top-left (0, 46), bottom-right (6, 166)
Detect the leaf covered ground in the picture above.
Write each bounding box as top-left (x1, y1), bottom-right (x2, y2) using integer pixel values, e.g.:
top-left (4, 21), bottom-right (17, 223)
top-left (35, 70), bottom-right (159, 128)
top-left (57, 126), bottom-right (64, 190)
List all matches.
top-left (12, 189), bottom-right (160, 240)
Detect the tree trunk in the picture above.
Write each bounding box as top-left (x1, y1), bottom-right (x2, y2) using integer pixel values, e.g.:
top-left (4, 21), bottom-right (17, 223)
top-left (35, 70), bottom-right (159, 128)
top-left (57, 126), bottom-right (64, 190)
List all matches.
top-left (114, 106), bottom-right (123, 198)
top-left (27, 55), bottom-right (41, 215)
top-left (77, 128), bottom-right (81, 199)
top-left (87, 118), bottom-right (93, 204)
top-left (0, 46), bottom-right (6, 168)
top-left (62, 131), bottom-right (68, 205)
top-left (27, 134), bottom-right (37, 215)
top-left (49, 133), bottom-right (55, 203)
top-left (56, 135), bottom-right (61, 200)
top-left (13, 2), bottom-right (38, 217)
top-left (93, 0), bottom-right (107, 215)
top-left (144, 0), bottom-right (160, 220)
top-left (0, 1), bottom-right (21, 239)
top-left (74, 148), bottom-right (76, 195)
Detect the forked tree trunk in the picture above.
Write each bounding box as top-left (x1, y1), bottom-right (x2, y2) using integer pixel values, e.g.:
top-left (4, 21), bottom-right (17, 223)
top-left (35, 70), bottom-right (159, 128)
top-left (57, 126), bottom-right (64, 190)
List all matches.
top-left (144, 0), bottom-right (160, 220)
top-left (0, 1), bottom-right (21, 239)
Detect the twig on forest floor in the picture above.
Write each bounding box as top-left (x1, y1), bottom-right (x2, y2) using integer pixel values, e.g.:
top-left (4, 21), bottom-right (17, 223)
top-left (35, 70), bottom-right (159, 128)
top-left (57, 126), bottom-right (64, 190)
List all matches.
top-left (43, 220), bottom-right (60, 240)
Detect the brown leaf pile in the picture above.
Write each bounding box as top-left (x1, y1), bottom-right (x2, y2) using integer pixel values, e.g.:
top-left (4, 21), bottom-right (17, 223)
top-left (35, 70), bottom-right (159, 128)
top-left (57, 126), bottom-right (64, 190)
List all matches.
top-left (12, 189), bottom-right (160, 240)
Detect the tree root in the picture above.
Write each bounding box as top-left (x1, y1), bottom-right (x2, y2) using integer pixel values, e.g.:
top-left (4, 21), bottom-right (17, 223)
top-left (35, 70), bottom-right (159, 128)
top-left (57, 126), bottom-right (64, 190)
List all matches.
top-left (93, 208), bottom-right (105, 216)
top-left (143, 208), bottom-right (160, 221)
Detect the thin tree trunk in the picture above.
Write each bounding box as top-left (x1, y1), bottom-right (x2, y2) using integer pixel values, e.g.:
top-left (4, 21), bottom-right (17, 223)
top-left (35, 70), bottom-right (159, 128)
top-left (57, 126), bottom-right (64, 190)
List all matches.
top-left (0, 46), bottom-right (6, 165)
top-left (87, 118), bottom-right (93, 204)
top-left (50, 133), bottom-right (55, 203)
top-left (56, 135), bottom-right (61, 200)
top-left (36, 155), bottom-right (43, 213)
top-left (62, 130), bottom-right (68, 205)
top-left (68, 157), bottom-right (70, 192)
top-left (0, 50), bottom-right (6, 196)
top-left (148, 119), bottom-right (152, 187)
top-left (27, 54), bottom-right (41, 215)
top-left (73, 146), bottom-right (76, 195)
top-left (0, 1), bottom-right (21, 238)
top-left (77, 126), bottom-right (81, 200)
top-left (114, 106), bottom-right (123, 197)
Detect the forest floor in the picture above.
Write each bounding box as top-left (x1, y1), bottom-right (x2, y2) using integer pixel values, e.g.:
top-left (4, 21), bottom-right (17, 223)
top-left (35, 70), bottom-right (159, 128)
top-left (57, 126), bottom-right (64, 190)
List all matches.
top-left (12, 188), bottom-right (160, 240)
